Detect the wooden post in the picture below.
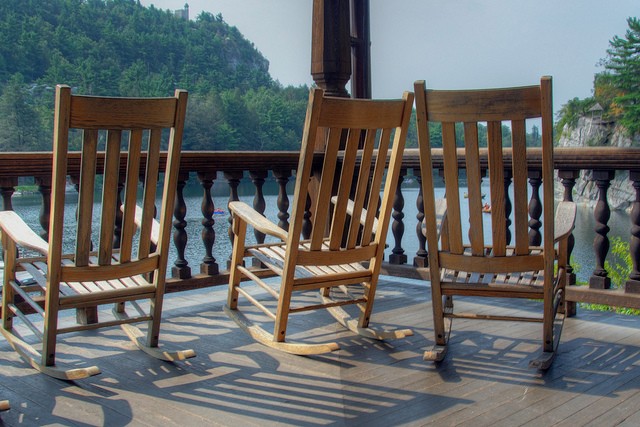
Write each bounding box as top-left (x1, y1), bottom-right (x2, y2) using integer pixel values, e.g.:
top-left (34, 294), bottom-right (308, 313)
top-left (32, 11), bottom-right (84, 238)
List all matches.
top-left (311, 0), bottom-right (351, 97)
top-left (350, 0), bottom-right (371, 99)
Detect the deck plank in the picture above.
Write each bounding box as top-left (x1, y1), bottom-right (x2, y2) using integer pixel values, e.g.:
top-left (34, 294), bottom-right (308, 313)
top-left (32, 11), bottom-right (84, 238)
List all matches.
top-left (1, 277), bottom-right (640, 426)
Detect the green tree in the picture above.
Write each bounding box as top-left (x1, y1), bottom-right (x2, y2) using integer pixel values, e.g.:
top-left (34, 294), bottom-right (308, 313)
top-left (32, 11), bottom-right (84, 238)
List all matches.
top-left (0, 74), bottom-right (48, 151)
top-left (555, 96), bottom-right (595, 137)
top-left (603, 17), bottom-right (640, 135)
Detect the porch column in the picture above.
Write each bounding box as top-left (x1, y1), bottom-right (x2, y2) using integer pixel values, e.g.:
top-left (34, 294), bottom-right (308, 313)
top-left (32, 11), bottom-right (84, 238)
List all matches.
top-left (350, 0), bottom-right (371, 99)
top-left (311, 0), bottom-right (351, 97)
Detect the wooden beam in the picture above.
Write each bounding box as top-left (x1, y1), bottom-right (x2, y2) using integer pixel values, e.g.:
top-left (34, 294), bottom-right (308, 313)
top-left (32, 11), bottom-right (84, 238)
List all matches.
top-left (311, 0), bottom-right (351, 97)
top-left (350, 0), bottom-right (371, 99)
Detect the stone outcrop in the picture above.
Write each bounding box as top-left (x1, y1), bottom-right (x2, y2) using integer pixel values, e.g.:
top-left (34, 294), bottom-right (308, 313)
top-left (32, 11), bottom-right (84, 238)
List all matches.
top-left (556, 117), bottom-right (639, 211)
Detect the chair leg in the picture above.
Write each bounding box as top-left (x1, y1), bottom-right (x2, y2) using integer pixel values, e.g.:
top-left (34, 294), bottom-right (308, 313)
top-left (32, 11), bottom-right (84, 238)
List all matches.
top-left (227, 219), bottom-right (247, 310)
top-left (529, 312), bottom-right (564, 370)
top-left (425, 289), bottom-right (450, 362)
top-left (2, 280), bottom-right (13, 332)
top-left (530, 275), bottom-right (565, 370)
top-left (273, 283), bottom-right (293, 343)
top-left (147, 298), bottom-right (163, 349)
top-left (2, 241), bottom-right (16, 332)
top-left (358, 280), bottom-right (376, 329)
top-left (41, 300), bottom-right (60, 368)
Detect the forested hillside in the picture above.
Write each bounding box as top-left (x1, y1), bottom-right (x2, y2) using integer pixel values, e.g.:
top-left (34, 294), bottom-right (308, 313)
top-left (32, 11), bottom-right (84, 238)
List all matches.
top-left (0, 0), bottom-right (309, 151)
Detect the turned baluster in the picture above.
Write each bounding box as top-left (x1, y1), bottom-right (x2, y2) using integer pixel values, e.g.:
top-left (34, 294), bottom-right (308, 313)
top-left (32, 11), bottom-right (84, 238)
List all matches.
top-left (389, 169), bottom-right (407, 265)
top-left (273, 169), bottom-right (292, 231)
top-left (0, 178), bottom-right (17, 211)
top-left (589, 170), bottom-right (615, 289)
top-left (626, 171), bottom-right (640, 293)
top-left (198, 171), bottom-right (219, 276)
top-left (250, 171), bottom-right (268, 267)
top-left (302, 193), bottom-right (312, 240)
top-left (224, 171), bottom-right (243, 269)
top-left (414, 173), bottom-right (428, 268)
top-left (528, 170), bottom-right (542, 246)
top-left (171, 171), bottom-right (191, 279)
top-left (36, 176), bottom-right (52, 241)
top-left (504, 169), bottom-right (513, 245)
top-left (113, 180), bottom-right (124, 249)
top-left (559, 169), bottom-right (579, 315)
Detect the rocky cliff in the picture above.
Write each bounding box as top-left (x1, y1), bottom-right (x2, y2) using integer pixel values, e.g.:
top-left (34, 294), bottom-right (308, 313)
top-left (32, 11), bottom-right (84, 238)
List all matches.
top-left (556, 117), bottom-right (640, 211)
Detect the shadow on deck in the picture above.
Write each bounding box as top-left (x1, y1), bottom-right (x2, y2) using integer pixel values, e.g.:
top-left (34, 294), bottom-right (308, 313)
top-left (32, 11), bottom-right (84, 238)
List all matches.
top-left (1, 277), bottom-right (640, 426)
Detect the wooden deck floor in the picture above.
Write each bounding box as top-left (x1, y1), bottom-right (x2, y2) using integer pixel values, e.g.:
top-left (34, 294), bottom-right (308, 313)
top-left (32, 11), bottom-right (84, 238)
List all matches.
top-left (2, 277), bottom-right (640, 426)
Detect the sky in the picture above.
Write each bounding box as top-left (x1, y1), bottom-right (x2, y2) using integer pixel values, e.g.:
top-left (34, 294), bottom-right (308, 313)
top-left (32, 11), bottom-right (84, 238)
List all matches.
top-left (140, 0), bottom-right (638, 111)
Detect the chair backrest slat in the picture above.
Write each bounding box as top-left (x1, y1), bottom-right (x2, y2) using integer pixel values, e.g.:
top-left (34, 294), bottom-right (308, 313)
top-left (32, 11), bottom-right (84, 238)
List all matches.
top-left (329, 128), bottom-right (361, 250)
top-left (487, 120), bottom-right (506, 256)
top-left (98, 130), bottom-right (122, 265)
top-left (346, 129), bottom-right (376, 248)
top-left (75, 129), bottom-right (98, 266)
top-left (441, 122), bottom-right (463, 254)
top-left (119, 129), bottom-right (143, 264)
top-left (137, 130), bottom-right (162, 258)
top-left (309, 128), bottom-right (341, 251)
top-left (463, 122), bottom-right (484, 255)
top-left (511, 119), bottom-right (530, 255)
top-left (363, 127), bottom-right (392, 241)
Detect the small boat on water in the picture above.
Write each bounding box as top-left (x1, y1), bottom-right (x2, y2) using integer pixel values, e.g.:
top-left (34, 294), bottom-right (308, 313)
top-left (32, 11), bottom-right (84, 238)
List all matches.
top-left (482, 203), bottom-right (491, 213)
top-left (214, 208), bottom-right (225, 215)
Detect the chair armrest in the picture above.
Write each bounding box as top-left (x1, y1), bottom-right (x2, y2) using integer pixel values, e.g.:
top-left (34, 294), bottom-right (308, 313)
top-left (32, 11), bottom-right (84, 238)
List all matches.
top-left (0, 211), bottom-right (49, 255)
top-left (331, 196), bottom-right (379, 234)
top-left (132, 205), bottom-right (160, 245)
top-left (229, 201), bottom-right (288, 241)
top-left (554, 201), bottom-right (576, 242)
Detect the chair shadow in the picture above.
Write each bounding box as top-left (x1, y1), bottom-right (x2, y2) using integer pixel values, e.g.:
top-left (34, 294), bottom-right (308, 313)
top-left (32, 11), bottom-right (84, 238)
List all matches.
top-left (3, 281), bottom-right (639, 425)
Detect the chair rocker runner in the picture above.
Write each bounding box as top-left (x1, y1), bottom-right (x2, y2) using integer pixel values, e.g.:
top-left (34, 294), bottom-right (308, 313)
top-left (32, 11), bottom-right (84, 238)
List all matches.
top-left (414, 77), bottom-right (576, 369)
top-left (0, 85), bottom-right (194, 379)
top-left (226, 88), bottom-right (414, 354)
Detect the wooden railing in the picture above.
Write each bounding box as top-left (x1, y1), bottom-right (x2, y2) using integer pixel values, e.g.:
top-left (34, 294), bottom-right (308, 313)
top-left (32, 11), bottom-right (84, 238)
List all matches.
top-left (2, 147), bottom-right (640, 313)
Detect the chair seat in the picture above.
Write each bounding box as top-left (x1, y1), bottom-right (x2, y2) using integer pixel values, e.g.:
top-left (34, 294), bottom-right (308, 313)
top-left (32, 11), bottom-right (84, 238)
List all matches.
top-left (248, 242), bottom-right (370, 289)
top-left (16, 257), bottom-right (155, 306)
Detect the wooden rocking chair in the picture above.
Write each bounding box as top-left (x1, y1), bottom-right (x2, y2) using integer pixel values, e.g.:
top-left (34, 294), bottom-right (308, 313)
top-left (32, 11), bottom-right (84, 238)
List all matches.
top-left (225, 88), bottom-right (414, 354)
top-left (0, 85), bottom-right (194, 379)
top-left (414, 77), bottom-right (576, 369)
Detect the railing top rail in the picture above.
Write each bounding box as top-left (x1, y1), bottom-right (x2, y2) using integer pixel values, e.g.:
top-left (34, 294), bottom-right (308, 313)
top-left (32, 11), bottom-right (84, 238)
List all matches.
top-left (0, 147), bottom-right (638, 182)
top-left (400, 147), bottom-right (640, 171)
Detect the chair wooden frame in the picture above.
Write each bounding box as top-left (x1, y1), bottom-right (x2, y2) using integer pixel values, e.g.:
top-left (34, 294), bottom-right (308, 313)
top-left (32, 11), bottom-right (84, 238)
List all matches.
top-left (0, 85), bottom-right (194, 379)
top-left (225, 88), bottom-right (414, 354)
top-left (415, 77), bottom-right (576, 369)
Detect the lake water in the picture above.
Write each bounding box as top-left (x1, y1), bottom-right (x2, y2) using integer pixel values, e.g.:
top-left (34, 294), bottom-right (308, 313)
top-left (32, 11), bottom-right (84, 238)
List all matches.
top-left (6, 177), bottom-right (632, 284)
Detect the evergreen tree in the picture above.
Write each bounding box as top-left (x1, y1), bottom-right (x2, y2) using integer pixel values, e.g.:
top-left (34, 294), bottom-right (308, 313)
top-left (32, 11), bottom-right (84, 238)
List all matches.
top-left (0, 74), bottom-right (48, 151)
top-left (604, 17), bottom-right (640, 135)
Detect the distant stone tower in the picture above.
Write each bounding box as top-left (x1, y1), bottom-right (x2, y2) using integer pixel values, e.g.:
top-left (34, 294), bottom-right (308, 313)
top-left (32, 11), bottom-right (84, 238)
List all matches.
top-left (174, 3), bottom-right (189, 20)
